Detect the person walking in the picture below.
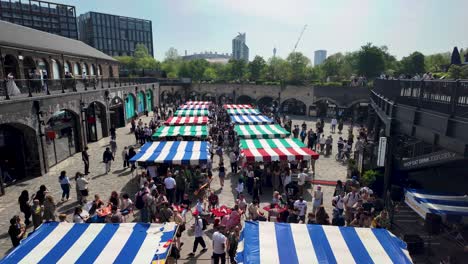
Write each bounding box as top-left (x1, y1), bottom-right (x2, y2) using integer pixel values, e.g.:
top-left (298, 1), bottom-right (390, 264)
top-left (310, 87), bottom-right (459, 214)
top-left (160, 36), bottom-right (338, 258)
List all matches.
top-left (6, 72), bottom-right (21, 96)
top-left (110, 139), bottom-right (117, 157)
top-left (30, 199), bottom-right (43, 230)
top-left (128, 147), bottom-right (137, 171)
top-left (8, 216), bottom-right (25, 247)
top-left (175, 171), bottom-right (186, 204)
top-left (18, 190), bottom-right (31, 226)
top-left (229, 151), bottom-right (237, 175)
top-left (58, 171), bottom-right (71, 201)
top-left (164, 173), bottom-right (176, 205)
top-left (82, 147), bottom-right (90, 175)
top-left (110, 125), bottom-right (116, 140)
top-left (212, 226), bottom-right (228, 264)
top-left (76, 172), bottom-right (89, 205)
top-left (43, 195), bottom-right (56, 221)
top-left (188, 215), bottom-right (207, 257)
top-left (312, 185), bottom-right (323, 214)
top-left (331, 118), bottom-right (337, 133)
top-left (102, 147), bottom-right (114, 174)
top-left (122, 146), bottom-right (129, 169)
top-left (218, 161), bottom-right (226, 190)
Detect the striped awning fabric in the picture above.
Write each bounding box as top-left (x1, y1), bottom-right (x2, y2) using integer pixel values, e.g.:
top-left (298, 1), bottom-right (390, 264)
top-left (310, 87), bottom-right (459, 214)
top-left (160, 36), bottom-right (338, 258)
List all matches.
top-left (235, 124), bottom-right (290, 139)
top-left (0, 222), bottom-right (177, 264)
top-left (405, 188), bottom-right (468, 219)
top-left (230, 115), bottom-right (274, 124)
top-left (223, 104), bottom-right (253, 109)
top-left (152, 125), bottom-right (208, 139)
top-left (239, 138), bottom-right (319, 161)
top-left (184, 101), bottom-right (211, 105)
top-left (130, 141), bottom-right (211, 165)
top-left (174, 109), bottom-right (210, 117)
top-left (227, 109), bottom-right (260, 115)
top-left (164, 116), bottom-right (209, 125)
top-left (236, 221), bottom-right (413, 264)
top-left (178, 105), bottom-right (209, 110)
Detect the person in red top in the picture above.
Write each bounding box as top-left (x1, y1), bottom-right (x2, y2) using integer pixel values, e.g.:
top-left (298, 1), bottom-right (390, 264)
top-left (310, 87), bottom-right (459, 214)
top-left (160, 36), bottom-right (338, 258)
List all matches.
top-left (208, 190), bottom-right (219, 210)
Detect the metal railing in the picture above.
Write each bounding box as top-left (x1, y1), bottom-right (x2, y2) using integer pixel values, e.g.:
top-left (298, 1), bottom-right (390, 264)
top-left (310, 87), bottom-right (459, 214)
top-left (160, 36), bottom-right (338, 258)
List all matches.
top-left (373, 79), bottom-right (468, 116)
top-left (0, 76), bottom-right (164, 100)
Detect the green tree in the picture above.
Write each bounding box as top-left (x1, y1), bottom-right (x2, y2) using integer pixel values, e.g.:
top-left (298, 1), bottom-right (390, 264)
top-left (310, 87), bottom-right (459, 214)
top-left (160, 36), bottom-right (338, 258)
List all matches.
top-left (178, 61), bottom-right (191, 78)
top-left (320, 53), bottom-right (344, 79)
top-left (266, 57), bottom-right (289, 81)
top-left (399, 52), bottom-right (425, 75)
top-left (286, 52), bottom-right (310, 84)
top-left (203, 67), bottom-right (217, 80)
top-left (448, 64), bottom-right (462, 79)
top-left (425, 53), bottom-right (450, 72)
top-left (115, 56), bottom-right (135, 70)
top-left (461, 65), bottom-right (468, 79)
top-left (164, 47), bottom-right (180, 61)
top-left (229, 59), bottom-right (247, 81)
top-left (188, 59), bottom-right (209, 81)
top-left (356, 43), bottom-right (386, 78)
top-left (248, 55), bottom-right (267, 81)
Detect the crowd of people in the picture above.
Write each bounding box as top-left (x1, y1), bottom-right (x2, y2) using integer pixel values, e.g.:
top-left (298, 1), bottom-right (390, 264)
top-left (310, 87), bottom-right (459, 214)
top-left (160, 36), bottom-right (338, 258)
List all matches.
top-left (8, 100), bottom-right (383, 264)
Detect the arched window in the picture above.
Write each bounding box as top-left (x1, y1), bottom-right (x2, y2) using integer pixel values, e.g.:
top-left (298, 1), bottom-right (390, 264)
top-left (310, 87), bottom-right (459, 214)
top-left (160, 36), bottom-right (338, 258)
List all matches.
top-left (64, 61), bottom-right (71, 74)
top-left (90, 64), bottom-right (96, 76)
top-left (73, 63), bottom-right (80, 76)
top-left (51, 59), bottom-right (60, 79)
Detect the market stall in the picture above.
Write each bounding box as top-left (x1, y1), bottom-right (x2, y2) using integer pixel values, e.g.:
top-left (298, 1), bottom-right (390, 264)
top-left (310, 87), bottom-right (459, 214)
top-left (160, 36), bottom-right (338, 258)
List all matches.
top-left (178, 104), bottom-right (209, 110)
top-left (130, 141), bottom-right (211, 165)
top-left (405, 188), bottom-right (468, 223)
top-left (236, 221), bottom-right (413, 264)
top-left (230, 115), bottom-right (274, 125)
top-left (185, 101), bottom-right (211, 105)
top-left (235, 124), bottom-right (290, 139)
top-left (0, 222), bottom-right (177, 264)
top-left (240, 138), bottom-right (319, 162)
top-left (152, 125), bottom-right (208, 140)
top-left (227, 108), bottom-right (261, 115)
top-left (164, 116), bottom-right (209, 126)
top-left (223, 104), bottom-right (253, 109)
top-left (174, 109), bottom-right (210, 117)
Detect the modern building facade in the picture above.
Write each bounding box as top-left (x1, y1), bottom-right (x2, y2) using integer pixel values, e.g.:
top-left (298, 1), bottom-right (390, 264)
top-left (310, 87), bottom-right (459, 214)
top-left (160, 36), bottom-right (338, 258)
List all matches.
top-left (314, 50), bottom-right (327, 66)
top-left (0, 0), bottom-right (78, 39)
top-left (182, 51), bottom-right (231, 64)
top-left (232, 33), bottom-right (249, 61)
top-left (78, 12), bottom-right (153, 57)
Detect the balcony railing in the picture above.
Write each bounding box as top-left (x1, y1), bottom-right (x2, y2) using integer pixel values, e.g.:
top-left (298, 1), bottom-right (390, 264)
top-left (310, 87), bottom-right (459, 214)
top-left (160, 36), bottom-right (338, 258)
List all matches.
top-left (373, 79), bottom-right (468, 116)
top-left (0, 76), bottom-right (167, 100)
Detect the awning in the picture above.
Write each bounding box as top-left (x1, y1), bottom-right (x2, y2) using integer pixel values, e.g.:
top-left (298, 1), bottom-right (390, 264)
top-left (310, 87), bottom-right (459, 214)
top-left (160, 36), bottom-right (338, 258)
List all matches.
top-left (230, 115), bottom-right (274, 124)
top-left (174, 109), bottom-right (209, 117)
top-left (178, 105), bottom-right (209, 110)
top-left (164, 116), bottom-right (209, 125)
top-left (235, 124), bottom-right (290, 139)
top-left (0, 222), bottom-right (177, 264)
top-left (152, 125), bottom-right (208, 139)
top-left (227, 109), bottom-right (260, 115)
top-left (240, 138), bottom-right (319, 161)
top-left (223, 104), bottom-right (253, 109)
top-left (184, 101), bottom-right (211, 105)
top-left (236, 221), bottom-right (413, 264)
top-left (130, 141), bottom-right (211, 165)
top-left (404, 188), bottom-right (468, 221)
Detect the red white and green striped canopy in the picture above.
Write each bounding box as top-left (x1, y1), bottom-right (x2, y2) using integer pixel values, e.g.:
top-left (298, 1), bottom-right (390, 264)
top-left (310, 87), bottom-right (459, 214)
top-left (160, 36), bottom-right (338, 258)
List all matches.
top-left (164, 116), bottom-right (209, 125)
top-left (223, 104), bottom-right (253, 109)
top-left (240, 138), bottom-right (319, 162)
top-left (235, 124), bottom-right (290, 139)
top-left (152, 125), bottom-right (208, 139)
top-left (227, 108), bottom-right (261, 115)
top-left (178, 105), bottom-right (209, 110)
top-left (174, 109), bottom-right (210, 117)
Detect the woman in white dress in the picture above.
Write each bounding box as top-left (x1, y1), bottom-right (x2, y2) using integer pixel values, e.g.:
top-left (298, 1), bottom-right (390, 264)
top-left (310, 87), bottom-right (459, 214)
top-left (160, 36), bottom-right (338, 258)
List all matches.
top-left (6, 72), bottom-right (21, 96)
top-left (312, 185), bottom-right (323, 214)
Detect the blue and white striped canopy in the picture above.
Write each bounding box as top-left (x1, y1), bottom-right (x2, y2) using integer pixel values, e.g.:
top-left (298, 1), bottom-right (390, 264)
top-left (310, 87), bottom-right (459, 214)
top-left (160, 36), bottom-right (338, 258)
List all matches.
top-left (0, 222), bottom-right (177, 264)
top-left (130, 141), bottom-right (211, 165)
top-left (405, 188), bottom-right (468, 220)
top-left (230, 115), bottom-right (274, 124)
top-left (236, 221), bottom-right (412, 264)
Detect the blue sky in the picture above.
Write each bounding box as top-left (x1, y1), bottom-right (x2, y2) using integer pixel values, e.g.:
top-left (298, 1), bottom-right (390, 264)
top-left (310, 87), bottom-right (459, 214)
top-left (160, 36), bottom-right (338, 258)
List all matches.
top-left (61, 0), bottom-right (467, 61)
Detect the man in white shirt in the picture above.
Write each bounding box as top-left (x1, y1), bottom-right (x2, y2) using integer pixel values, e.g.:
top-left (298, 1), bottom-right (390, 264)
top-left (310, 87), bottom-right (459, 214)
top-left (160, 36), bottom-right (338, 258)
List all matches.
top-left (294, 196), bottom-right (308, 222)
top-left (331, 118), bottom-right (337, 133)
top-left (343, 188), bottom-right (361, 224)
top-left (229, 151), bottom-right (238, 174)
top-left (189, 215), bottom-right (207, 257)
top-left (212, 226), bottom-right (228, 264)
top-left (164, 173), bottom-right (176, 205)
top-left (297, 169), bottom-right (307, 195)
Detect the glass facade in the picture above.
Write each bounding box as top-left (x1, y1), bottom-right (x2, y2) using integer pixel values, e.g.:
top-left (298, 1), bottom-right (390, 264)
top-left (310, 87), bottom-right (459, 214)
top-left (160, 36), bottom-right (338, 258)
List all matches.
top-left (0, 0), bottom-right (78, 39)
top-left (78, 12), bottom-right (153, 57)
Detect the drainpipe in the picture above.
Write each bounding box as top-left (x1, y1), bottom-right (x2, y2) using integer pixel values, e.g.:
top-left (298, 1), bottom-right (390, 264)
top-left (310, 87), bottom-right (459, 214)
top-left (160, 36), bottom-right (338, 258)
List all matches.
top-left (34, 100), bottom-right (48, 175)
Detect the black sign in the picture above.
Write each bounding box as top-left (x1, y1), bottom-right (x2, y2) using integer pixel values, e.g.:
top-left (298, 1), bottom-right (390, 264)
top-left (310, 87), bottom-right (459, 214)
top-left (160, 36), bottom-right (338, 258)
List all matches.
top-left (400, 151), bottom-right (461, 170)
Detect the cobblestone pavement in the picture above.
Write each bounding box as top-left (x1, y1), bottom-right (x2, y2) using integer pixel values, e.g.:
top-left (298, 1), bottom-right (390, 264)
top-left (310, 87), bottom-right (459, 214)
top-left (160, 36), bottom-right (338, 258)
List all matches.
top-left (0, 114), bottom-right (357, 263)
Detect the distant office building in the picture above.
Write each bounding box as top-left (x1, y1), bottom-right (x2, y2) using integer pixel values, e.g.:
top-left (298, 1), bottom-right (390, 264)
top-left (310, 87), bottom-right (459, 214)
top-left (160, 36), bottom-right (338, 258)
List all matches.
top-left (0, 0), bottom-right (78, 39)
top-left (182, 51), bottom-right (231, 64)
top-left (78, 12), bottom-right (153, 57)
top-left (232, 33), bottom-right (249, 61)
top-left (314, 50), bottom-right (327, 66)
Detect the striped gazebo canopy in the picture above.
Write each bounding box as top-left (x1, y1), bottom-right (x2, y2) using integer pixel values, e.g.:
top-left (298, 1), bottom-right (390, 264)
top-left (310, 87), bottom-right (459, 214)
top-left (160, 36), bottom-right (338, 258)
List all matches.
top-left (230, 115), bottom-right (274, 125)
top-left (178, 104), bottom-right (209, 110)
top-left (152, 125), bottom-right (208, 139)
top-left (130, 141), bottom-right (211, 165)
top-left (164, 116), bottom-right (209, 125)
top-left (0, 222), bottom-right (177, 264)
top-left (223, 104), bottom-right (253, 109)
top-left (184, 101), bottom-right (211, 105)
top-left (240, 138), bottom-right (319, 161)
top-left (235, 124), bottom-right (290, 139)
top-left (227, 108), bottom-right (260, 115)
top-left (174, 109), bottom-right (210, 117)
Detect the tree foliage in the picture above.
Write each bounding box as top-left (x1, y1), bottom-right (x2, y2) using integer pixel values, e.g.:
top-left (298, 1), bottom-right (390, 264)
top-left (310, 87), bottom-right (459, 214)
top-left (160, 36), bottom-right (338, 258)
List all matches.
top-left (115, 44), bottom-right (160, 72)
top-left (356, 43), bottom-right (386, 78)
top-left (286, 52), bottom-right (311, 84)
top-left (248, 56), bottom-right (267, 81)
top-left (399, 52), bottom-right (425, 75)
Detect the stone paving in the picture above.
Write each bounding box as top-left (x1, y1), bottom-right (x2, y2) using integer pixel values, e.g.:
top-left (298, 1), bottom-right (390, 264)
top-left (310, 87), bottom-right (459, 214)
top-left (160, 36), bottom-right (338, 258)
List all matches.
top-left (0, 114), bottom-right (357, 263)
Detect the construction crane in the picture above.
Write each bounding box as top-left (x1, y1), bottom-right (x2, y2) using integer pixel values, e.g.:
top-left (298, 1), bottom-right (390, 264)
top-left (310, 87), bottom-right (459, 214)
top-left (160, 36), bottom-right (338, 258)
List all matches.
top-left (292, 24), bottom-right (307, 53)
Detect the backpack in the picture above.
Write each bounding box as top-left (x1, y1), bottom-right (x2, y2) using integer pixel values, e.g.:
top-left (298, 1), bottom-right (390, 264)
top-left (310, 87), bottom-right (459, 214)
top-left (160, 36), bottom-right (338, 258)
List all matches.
top-left (135, 191), bottom-right (148, 210)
